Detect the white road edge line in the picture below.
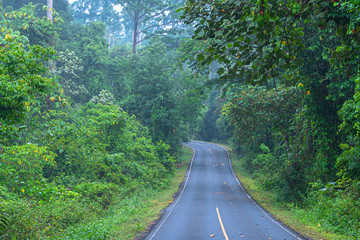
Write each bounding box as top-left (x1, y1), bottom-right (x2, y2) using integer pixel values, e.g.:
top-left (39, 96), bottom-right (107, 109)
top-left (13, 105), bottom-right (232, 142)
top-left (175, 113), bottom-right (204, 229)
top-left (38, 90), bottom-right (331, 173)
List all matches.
top-left (216, 144), bottom-right (303, 240)
top-left (147, 143), bottom-right (196, 240)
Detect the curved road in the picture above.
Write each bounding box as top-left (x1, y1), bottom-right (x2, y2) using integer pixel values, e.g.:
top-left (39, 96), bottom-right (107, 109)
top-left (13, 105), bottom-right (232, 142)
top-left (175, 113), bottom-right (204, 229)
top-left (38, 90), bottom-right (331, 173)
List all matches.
top-left (143, 141), bottom-right (305, 240)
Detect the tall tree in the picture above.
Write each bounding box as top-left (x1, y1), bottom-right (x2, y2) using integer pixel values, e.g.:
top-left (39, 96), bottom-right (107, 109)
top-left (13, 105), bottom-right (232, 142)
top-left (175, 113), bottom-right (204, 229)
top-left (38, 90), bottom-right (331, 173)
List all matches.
top-left (123, 39), bottom-right (204, 153)
top-left (60, 22), bottom-right (109, 97)
top-left (116, 0), bottom-right (173, 53)
top-left (71, 0), bottom-right (122, 47)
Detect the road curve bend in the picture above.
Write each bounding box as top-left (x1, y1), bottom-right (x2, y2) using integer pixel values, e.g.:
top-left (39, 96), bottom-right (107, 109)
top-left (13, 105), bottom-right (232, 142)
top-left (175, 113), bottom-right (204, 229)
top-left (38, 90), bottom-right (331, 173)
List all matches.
top-left (142, 141), bottom-right (305, 240)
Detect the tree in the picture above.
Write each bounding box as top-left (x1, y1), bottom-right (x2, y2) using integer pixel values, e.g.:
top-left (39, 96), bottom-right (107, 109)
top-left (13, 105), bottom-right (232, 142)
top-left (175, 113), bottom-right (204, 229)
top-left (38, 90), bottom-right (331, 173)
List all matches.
top-left (60, 22), bottom-right (109, 97)
top-left (71, 0), bottom-right (123, 47)
top-left (3, 0), bottom-right (72, 22)
top-left (123, 39), bottom-right (204, 154)
top-left (116, 0), bottom-right (175, 53)
top-left (179, 0), bottom-right (360, 203)
top-left (124, 39), bottom-right (177, 141)
top-left (0, 10), bottom-right (57, 146)
top-left (55, 50), bottom-right (88, 103)
top-left (179, 0), bottom-right (316, 86)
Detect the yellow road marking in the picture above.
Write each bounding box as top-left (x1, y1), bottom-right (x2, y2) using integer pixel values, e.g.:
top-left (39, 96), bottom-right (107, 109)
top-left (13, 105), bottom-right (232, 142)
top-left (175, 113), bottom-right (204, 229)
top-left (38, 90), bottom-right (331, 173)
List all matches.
top-left (216, 207), bottom-right (229, 240)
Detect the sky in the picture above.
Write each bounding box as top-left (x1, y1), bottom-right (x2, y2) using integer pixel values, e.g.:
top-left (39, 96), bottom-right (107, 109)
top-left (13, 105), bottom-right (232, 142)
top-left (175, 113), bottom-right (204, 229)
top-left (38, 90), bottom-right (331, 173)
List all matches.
top-left (67, 0), bottom-right (122, 12)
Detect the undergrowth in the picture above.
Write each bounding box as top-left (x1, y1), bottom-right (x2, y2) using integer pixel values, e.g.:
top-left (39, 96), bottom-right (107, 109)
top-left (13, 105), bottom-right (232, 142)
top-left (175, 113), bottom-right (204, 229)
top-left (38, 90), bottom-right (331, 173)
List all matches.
top-left (0, 145), bottom-right (192, 239)
top-left (225, 144), bottom-right (358, 240)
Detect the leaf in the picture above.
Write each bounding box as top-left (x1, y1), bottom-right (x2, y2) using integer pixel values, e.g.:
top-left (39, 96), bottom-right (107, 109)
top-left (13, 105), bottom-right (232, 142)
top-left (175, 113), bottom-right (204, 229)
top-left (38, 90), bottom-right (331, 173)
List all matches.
top-left (196, 54), bottom-right (205, 61)
top-left (217, 67), bottom-right (225, 75)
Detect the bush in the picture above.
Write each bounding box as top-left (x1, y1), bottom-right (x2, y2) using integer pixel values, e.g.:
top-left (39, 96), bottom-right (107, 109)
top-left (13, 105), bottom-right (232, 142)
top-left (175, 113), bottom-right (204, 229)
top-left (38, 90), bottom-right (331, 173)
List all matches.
top-left (0, 144), bottom-right (64, 202)
top-left (293, 184), bottom-right (360, 238)
top-left (74, 182), bottom-right (121, 208)
top-left (1, 197), bottom-right (99, 239)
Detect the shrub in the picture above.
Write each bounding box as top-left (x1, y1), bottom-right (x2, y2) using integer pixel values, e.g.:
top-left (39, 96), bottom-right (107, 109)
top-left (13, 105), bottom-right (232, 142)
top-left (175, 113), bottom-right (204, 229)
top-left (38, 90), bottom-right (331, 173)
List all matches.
top-left (74, 182), bottom-right (121, 208)
top-left (1, 197), bottom-right (99, 239)
top-left (0, 144), bottom-right (56, 200)
top-left (294, 184), bottom-right (360, 238)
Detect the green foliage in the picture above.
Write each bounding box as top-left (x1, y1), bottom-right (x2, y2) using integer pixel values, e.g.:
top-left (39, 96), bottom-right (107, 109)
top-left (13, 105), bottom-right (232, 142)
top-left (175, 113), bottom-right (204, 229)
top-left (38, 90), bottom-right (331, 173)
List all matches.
top-left (123, 39), bottom-right (204, 155)
top-left (179, 0), bottom-right (312, 85)
top-left (0, 208), bottom-right (9, 238)
top-left (1, 197), bottom-right (100, 239)
top-left (74, 182), bottom-right (121, 209)
top-left (1, 3), bottom-right (62, 47)
top-left (0, 1), bottom-right (210, 239)
top-left (337, 76), bottom-right (360, 198)
top-left (0, 86), bottom-right (177, 239)
top-left (61, 22), bottom-right (109, 97)
top-left (223, 85), bottom-right (302, 154)
top-left (57, 218), bottom-right (114, 240)
top-left (37, 99), bottom-right (174, 187)
top-left (293, 183), bottom-right (360, 238)
top-left (181, 0), bottom-right (359, 223)
top-left (0, 4), bottom-right (193, 239)
top-left (0, 26), bottom-right (56, 125)
top-left (90, 89), bottom-right (117, 106)
top-left (0, 144), bottom-right (57, 199)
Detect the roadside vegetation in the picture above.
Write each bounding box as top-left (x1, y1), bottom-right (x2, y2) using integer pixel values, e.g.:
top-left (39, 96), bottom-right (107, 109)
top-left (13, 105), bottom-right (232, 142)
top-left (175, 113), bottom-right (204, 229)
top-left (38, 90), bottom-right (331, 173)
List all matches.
top-left (226, 145), bottom-right (353, 240)
top-left (181, 1), bottom-right (360, 239)
top-left (1, 0), bottom-right (360, 239)
top-left (0, 1), bottom-right (200, 239)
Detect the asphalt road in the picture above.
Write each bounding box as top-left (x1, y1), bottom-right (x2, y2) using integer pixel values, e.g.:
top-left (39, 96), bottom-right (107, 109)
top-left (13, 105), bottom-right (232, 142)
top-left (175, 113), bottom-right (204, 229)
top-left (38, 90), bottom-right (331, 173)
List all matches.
top-left (143, 141), bottom-right (304, 240)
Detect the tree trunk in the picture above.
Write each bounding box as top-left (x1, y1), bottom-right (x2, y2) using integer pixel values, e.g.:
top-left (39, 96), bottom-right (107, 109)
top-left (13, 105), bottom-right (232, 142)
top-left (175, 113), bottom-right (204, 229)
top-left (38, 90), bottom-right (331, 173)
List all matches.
top-left (132, 14), bottom-right (138, 54)
top-left (47, 0), bottom-right (53, 22)
top-left (108, 29), bottom-right (111, 50)
top-left (138, 25), bottom-right (142, 47)
top-left (47, 0), bottom-right (54, 74)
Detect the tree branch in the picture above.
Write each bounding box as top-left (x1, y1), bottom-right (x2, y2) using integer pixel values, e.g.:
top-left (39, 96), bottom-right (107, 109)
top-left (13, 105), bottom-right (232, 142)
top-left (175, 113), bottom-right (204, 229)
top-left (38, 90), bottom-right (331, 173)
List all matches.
top-left (116, 0), bottom-right (136, 17)
top-left (139, 22), bottom-right (175, 34)
top-left (139, 7), bottom-right (168, 24)
top-left (138, 2), bottom-right (157, 19)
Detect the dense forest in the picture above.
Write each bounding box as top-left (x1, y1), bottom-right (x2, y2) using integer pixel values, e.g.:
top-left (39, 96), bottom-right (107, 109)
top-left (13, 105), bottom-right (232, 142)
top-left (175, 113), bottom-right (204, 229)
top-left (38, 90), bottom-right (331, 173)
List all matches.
top-left (179, 0), bottom-right (360, 238)
top-left (0, 0), bottom-right (360, 239)
top-left (0, 0), bottom-right (206, 238)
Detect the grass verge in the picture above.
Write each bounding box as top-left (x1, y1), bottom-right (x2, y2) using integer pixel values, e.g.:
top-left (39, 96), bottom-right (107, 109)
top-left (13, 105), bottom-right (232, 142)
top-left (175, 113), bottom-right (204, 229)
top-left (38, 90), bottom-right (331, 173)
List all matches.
top-left (222, 144), bottom-right (352, 240)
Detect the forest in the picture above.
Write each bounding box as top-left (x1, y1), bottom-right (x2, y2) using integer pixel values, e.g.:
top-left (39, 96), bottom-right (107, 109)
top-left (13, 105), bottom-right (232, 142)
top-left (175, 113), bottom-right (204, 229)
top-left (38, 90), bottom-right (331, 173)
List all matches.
top-left (0, 0), bottom-right (359, 239)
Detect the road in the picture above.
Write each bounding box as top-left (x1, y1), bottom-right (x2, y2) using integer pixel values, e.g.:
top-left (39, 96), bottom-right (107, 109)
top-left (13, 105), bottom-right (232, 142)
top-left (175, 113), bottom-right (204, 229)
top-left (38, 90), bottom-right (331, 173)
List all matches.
top-left (142, 141), bottom-right (305, 240)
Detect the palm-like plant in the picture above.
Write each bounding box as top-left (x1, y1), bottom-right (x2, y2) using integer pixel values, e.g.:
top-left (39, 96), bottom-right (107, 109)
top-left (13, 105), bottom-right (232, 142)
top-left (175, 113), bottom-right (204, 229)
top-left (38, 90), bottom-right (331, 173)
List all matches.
top-left (0, 211), bottom-right (9, 238)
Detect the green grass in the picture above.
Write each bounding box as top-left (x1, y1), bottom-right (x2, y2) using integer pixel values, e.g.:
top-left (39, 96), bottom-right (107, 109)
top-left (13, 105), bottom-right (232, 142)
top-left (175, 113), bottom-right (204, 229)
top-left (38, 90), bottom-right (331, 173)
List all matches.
top-left (222, 144), bottom-right (353, 240)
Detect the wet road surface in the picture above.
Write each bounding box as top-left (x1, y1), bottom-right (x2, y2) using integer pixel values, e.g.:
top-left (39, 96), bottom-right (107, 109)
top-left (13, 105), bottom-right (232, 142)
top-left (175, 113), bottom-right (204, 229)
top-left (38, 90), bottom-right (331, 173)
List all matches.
top-left (143, 141), bottom-right (304, 240)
